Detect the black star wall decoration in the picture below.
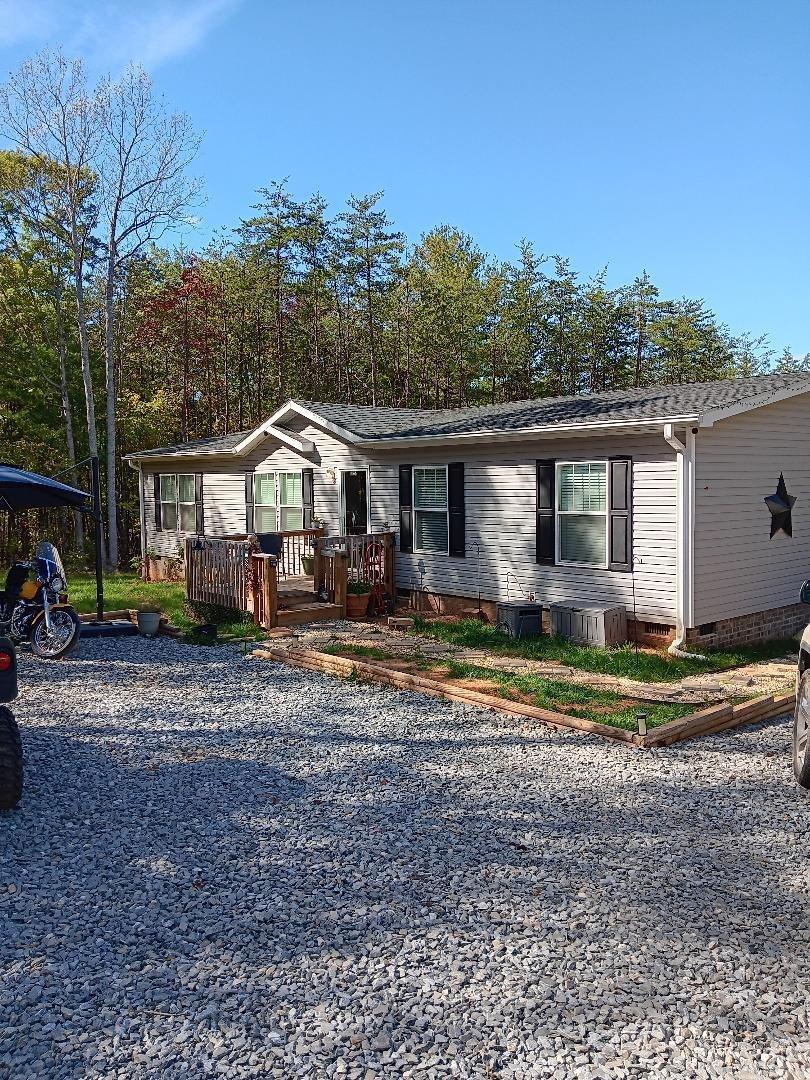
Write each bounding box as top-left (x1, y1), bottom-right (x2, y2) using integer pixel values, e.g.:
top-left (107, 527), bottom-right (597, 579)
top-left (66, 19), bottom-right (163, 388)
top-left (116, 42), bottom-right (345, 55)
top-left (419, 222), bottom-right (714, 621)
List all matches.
top-left (764, 473), bottom-right (797, 538)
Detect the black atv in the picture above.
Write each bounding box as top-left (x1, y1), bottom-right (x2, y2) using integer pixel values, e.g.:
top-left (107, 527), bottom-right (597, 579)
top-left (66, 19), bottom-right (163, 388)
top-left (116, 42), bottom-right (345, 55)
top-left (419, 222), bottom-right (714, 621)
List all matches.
top-left (0, 635), bottom-right (20, 812)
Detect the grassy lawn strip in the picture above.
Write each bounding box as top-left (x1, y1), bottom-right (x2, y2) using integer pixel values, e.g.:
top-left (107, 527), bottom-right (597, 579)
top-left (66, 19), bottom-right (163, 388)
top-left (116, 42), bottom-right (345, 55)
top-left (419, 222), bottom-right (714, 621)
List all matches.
top-left (70, 571), bottom-right (265, 641)
top-left (322, 643), bottom-right (693, 730)
top-left (411, 617), bottom-right (795, 683)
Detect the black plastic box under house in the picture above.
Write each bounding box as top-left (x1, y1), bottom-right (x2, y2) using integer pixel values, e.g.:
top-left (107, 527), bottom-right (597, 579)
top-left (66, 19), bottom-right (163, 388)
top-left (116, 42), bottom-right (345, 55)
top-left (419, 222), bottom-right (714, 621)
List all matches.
top-left (495, 601), bottom-right (543, 640)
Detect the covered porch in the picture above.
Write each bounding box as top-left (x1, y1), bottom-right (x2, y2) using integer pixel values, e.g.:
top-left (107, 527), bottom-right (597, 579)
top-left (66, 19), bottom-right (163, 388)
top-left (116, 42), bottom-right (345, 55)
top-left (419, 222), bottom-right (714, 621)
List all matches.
top-left (184, 529), bottom-right (396, 629)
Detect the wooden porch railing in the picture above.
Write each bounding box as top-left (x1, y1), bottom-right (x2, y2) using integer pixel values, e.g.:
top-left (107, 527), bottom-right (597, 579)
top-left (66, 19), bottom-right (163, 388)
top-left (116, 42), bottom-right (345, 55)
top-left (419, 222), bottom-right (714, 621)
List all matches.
top-left (185, 529), bottom-right (395, 630)
top-left (250, 553), bottom-right (278, 628)
top-left (317, 548), bottom-right (348, 615)
top-left (277, 528), bottom-right (323, 577)
top-left (185, 537), bottom-right (252, 610)
top-left (314, 531), bottom-right (395, 595)
top-left (250, 548), bottom-right (347, 628)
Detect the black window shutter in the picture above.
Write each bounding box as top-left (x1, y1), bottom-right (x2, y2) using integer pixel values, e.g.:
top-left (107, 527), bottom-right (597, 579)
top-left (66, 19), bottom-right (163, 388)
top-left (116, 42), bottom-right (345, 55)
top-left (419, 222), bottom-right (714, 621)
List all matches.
top-left (608, 458), bottom-right (632, 572)
top-left (194, 473), bottom-right (204, 534)
top-left (302, 468), bottom-right (314, 529)
top-left (153, 473), bottom-right (162, 531)
top-left (448, 462), bottom-right (465, 557)
top-left (399, 465), bottom-right (413, 553)
top-left (536, 460), bottom-right (555, 564)
top-left (245, 472), bottom-right (255, 534)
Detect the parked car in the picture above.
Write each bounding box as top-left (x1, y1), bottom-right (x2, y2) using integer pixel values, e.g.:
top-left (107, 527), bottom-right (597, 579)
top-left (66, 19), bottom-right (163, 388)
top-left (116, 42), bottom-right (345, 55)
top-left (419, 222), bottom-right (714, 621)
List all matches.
top-left (793, 580), bottom-right (810, 788)
top-left (0, 636), bottom-right (20, 811)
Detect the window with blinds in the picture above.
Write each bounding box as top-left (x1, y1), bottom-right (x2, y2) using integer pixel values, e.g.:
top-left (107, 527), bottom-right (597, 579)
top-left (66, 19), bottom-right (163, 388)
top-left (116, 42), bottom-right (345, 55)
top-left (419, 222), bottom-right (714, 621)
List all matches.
top-left (556, 461), bottom-right (608, 566)
top-left (159, 474), bottom-right (178, 531)
top-left (278, 472), bottom-right (304, 531)
top-left (253, 472), bottom-right (304, 532)
top-left (178, 474), bottom-right (197, 532)
top-left (254, 473), bottom-right (278, 532)
top-left (413, 466), bottom-right (449, 554)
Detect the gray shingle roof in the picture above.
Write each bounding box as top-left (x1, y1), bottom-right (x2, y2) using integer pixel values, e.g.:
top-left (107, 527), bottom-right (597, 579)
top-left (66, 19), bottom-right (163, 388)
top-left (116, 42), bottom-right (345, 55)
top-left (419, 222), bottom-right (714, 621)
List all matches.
top-left (295, 374), bottom-right (810, 440)
top-left (126, 431), bottom-right (249, 459)
top-left (127, 374), bottom-right (810, 458)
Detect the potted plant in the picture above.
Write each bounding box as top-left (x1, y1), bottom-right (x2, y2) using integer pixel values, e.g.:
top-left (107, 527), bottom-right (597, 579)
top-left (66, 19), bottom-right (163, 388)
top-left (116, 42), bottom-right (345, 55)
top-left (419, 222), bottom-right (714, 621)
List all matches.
top-left (345, 579), bottom-right (372, 619)
top-left (136, 602), bottom-right (162, 638)
top-left (301, 553), bottom-right (315, 576)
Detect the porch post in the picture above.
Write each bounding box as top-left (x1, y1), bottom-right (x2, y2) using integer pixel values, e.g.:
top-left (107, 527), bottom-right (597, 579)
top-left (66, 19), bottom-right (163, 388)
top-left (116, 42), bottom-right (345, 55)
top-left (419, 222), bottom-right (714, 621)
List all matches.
top-left (384, 531), bottom-right (395, 601)
top-left (334, 550), bottom-right (348, 619)
top-left (313, 536), bottom-right (324, 597)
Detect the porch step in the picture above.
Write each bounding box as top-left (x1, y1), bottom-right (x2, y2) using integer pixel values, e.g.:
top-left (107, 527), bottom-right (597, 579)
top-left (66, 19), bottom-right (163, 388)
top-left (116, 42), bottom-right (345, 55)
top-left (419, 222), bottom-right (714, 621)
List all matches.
top-left (278, 590), bottom-right (320, 608)
top-left (275, 603), bottom-right (343, 627)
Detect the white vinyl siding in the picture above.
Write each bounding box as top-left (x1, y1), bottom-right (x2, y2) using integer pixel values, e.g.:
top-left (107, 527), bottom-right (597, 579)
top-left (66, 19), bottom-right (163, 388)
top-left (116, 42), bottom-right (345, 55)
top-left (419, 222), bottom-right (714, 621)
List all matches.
top-left (556, 461), bottom-right (608, 567)
top-left (413, 466), bottom-right (448, 555)
top-left (140, 424), bottom-right (678, 622)
top-left (693, 392), bottom-right (810, 624)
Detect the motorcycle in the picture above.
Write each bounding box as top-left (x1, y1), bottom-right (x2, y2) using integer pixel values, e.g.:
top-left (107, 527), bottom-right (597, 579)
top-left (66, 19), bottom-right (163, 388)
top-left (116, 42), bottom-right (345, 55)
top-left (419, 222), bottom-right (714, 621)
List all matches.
top-left (0, 541), bottom-right (81, 659)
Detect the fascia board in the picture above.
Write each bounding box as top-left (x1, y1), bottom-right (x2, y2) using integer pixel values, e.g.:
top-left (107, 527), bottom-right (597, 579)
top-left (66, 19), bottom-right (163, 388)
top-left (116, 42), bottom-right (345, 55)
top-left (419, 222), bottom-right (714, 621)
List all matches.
top-left (700, 381), bottom-right (810, 427)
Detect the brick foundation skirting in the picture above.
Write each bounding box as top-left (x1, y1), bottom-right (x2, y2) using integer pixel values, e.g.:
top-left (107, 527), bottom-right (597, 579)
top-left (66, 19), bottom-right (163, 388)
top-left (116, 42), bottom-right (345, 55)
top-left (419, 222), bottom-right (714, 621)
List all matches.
top-left (399, 588), bottom-right (807, 649)
top-left (686, 603), bottom-right (809, 649)
top-left (144, 555), bottom-right (185, 583)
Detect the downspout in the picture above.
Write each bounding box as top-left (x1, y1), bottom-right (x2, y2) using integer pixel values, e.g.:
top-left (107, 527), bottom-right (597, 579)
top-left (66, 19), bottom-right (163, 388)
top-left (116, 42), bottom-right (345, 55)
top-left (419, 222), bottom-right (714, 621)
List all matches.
top-left (663, 423), bottom-right (705, 659)
top-left (138, 461), bottom-right (147, 576)
top-left (126, 457), bottom-right (148, 580)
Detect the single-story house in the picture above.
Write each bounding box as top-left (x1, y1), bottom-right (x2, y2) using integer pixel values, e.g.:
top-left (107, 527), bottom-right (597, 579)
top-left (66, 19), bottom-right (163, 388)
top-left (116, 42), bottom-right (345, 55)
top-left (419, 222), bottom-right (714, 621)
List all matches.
top-left (124, 373), bottom-right (810, 648)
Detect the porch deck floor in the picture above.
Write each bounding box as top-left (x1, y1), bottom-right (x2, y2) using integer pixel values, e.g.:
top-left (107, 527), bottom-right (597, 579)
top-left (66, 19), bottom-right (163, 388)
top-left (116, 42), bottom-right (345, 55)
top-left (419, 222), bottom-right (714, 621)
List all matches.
top-left (278, 574), bottom-right (315, 595)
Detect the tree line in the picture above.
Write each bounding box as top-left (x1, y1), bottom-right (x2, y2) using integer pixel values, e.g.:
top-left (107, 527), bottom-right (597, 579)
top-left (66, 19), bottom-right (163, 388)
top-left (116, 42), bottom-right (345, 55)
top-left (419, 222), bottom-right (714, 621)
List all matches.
top-left (0, 50), bottom-right (804, 567)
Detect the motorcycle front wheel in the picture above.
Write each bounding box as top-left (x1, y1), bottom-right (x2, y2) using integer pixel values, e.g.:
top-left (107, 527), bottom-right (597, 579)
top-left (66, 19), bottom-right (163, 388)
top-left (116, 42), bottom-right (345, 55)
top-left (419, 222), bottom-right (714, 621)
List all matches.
top-left (31, 608), bottom-right (81, 659)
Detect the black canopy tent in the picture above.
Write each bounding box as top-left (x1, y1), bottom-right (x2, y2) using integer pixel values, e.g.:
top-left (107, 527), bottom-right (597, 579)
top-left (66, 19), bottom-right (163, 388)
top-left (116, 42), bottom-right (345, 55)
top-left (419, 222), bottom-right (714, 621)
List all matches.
top-left (0, 458), bottom-right (105, 623)
top-left (0, 465), bottom-right (90, 511)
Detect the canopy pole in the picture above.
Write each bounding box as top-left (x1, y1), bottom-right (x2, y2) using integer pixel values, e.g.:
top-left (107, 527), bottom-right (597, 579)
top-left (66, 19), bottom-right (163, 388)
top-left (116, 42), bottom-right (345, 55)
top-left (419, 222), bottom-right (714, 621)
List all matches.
top-left (91, 455), bottom-right (104, 622)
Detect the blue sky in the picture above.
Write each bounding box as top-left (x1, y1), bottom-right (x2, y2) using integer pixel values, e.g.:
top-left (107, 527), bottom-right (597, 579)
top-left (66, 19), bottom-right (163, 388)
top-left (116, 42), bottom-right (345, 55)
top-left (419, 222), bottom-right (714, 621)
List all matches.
top-left (1, 0), bottom-right (808, 353)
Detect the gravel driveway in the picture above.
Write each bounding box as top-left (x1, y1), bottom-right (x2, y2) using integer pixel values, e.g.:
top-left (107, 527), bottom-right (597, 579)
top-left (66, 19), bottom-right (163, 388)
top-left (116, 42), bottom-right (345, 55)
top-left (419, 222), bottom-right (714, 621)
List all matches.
top-left (2, 638), bottom-right (808, 1079)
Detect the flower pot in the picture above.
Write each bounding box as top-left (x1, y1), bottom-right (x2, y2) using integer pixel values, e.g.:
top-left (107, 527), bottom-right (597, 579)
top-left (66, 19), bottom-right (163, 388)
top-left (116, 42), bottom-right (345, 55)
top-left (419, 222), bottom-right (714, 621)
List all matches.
top-left (137, 611), bottom-right (162, 637)
top-left (345, 592), bottom-right (371, 619)
top-left (301, 554), bottom-right (315, 576)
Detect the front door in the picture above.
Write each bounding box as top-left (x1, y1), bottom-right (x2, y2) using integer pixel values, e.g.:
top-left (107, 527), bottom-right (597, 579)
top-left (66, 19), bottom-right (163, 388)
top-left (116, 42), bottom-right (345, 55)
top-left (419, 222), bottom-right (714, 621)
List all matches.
top-left (341, 470), bottom-right (368, 535)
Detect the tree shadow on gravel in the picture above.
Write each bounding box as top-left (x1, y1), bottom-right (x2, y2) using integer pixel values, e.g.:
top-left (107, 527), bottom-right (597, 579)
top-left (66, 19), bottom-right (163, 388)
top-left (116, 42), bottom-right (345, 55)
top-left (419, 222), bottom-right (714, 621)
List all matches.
top-left (3, 665), bottom-right (808, 1078)
top-left (4, 707), bottom-right (805, 956)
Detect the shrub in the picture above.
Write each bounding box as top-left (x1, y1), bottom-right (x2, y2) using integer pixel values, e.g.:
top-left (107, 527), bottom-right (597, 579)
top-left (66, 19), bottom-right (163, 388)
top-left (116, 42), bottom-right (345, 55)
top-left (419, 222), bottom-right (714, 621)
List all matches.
top-left (182, 599), bottom-right (252, 626)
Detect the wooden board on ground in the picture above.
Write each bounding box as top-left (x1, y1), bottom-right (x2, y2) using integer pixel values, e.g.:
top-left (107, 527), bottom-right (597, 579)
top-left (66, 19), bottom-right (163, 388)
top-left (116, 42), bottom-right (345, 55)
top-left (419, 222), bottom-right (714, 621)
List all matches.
top-left (252, 646), bottom-right (796, 750)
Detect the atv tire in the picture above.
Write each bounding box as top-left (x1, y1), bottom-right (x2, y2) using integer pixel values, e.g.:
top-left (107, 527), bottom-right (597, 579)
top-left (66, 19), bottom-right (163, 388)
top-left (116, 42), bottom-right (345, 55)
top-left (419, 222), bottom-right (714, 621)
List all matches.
top-left (0, 705), bottom-right (22, 812)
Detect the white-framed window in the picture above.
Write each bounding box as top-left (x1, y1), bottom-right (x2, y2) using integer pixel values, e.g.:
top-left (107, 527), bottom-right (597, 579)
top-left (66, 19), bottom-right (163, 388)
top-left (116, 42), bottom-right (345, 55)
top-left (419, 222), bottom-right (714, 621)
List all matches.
top-left (178, 474), bottom-right (197, 532)
top-left (278, 472), bottom-right (304, 531)
top-left (413, 465), bottom-right (448, 555)
top-left (159, 474), bottom-right (178, 531)
top-left (253, 471), bottom-right (304, 532)
top-left (158, 473), bottom-right (197, 532)
top-left (254, 473), bottom-right (277, 532)
top-left (556, 461), bottom-right (608, 567)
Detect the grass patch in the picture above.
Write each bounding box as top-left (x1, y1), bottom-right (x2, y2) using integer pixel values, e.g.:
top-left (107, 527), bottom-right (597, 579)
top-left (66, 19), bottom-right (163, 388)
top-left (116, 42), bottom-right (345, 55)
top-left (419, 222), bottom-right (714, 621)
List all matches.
top-left (438, 659), bottom-right (691, 730)
top-left (69, 571), bottom-right (265, 642)
top-left (321, 642), bottom-right (691, 730)
top-left (412, 617), bottom-right (795, 683)
top-left (322, 643), bottom-right (395, 661)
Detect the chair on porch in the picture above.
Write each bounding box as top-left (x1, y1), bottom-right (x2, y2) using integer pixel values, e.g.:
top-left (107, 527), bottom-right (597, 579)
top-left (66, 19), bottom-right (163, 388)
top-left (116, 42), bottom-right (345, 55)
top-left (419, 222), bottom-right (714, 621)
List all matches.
top-left (255, 533), bottom-right (286, 578)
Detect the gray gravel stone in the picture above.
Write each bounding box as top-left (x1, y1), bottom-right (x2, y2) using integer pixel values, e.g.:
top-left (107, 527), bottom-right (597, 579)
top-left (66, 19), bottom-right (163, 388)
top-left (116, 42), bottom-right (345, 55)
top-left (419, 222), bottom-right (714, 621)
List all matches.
top-left (0, 636), bottom-right (807, 1079)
